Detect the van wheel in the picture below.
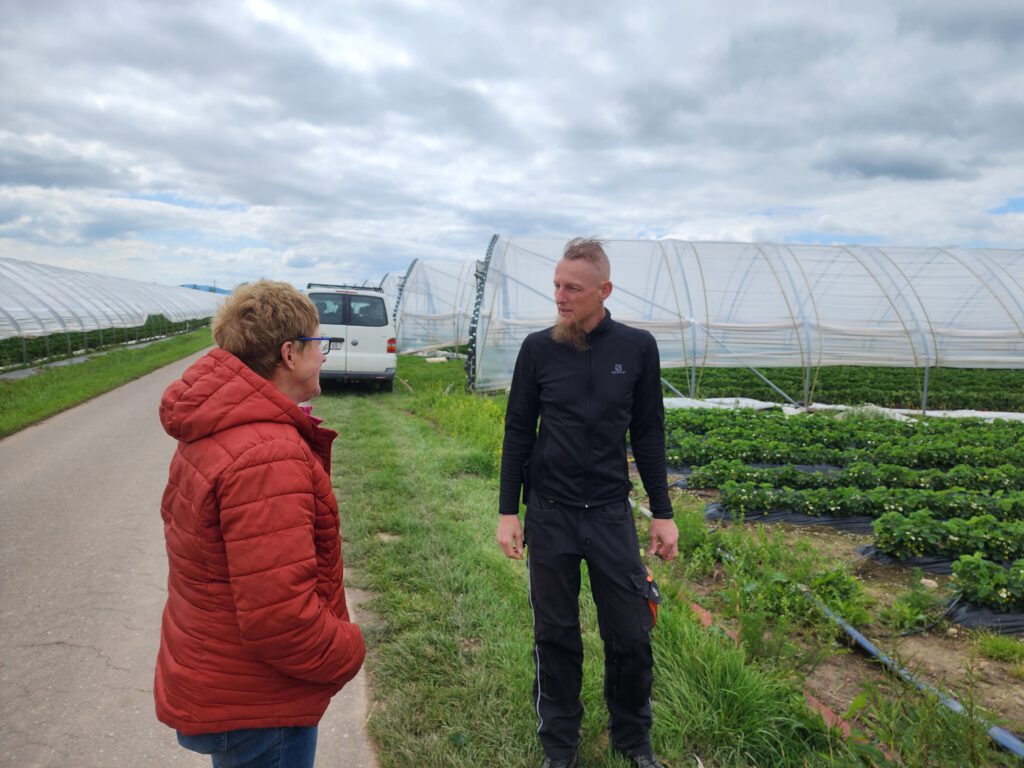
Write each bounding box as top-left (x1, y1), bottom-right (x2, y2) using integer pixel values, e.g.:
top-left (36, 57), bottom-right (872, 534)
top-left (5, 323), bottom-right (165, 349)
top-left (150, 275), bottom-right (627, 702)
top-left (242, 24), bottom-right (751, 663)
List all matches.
top-left (380, 379), bottom-right (394, 393)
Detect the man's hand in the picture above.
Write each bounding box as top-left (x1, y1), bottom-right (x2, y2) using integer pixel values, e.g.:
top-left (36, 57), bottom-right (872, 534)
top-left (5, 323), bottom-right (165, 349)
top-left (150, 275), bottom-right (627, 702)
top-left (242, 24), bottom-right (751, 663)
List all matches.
top-left (496, 514), bottom-right (524, 560)
top-left (647, 517), bottom-right (679, 561)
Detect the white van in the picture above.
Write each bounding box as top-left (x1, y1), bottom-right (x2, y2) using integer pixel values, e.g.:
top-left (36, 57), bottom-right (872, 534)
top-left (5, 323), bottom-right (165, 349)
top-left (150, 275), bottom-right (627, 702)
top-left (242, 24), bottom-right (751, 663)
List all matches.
top-left (305, 283), bottom-right (397, 392)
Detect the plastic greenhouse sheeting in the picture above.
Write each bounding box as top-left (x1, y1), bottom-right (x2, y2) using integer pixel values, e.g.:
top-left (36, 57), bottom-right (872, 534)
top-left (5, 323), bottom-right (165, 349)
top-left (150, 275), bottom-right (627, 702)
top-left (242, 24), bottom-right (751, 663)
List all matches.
top-left (395, 258), bottom-right (478, 353)
top-left (378, 271), bottom-right (403, 322)
top-left (467, 237), bottom-right (1024, 392)
top-left (0, 257), bottom-right (223, 340)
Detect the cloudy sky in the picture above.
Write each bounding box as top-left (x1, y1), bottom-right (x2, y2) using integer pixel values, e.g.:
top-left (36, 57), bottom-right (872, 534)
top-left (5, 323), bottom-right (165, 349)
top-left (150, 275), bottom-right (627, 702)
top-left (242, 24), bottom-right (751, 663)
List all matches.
top-left (2, 0), bottom-right (1022, 290)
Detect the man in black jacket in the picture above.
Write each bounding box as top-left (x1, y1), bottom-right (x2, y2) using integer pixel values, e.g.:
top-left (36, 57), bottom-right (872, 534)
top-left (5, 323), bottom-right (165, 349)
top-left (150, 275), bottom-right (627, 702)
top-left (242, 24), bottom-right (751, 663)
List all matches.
top-left (496, 238), bottom-right (679, 768)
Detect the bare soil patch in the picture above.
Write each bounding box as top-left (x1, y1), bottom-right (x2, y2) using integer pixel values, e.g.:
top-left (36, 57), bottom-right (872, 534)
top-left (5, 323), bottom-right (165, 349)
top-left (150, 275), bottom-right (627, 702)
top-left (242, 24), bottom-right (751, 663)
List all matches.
top-left (751, 521), bottom-right (1024, 733)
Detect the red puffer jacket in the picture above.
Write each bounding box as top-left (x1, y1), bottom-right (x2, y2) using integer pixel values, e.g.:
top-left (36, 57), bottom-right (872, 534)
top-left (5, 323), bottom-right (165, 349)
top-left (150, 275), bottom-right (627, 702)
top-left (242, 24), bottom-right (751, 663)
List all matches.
top-left (155, 348), bottom-right (365, 735)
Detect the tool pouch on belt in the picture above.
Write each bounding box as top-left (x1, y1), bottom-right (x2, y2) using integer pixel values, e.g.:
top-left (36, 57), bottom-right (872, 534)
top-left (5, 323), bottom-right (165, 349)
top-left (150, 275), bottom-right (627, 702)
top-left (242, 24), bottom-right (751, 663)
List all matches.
top-left (643, 566), bottom-right (661, 627)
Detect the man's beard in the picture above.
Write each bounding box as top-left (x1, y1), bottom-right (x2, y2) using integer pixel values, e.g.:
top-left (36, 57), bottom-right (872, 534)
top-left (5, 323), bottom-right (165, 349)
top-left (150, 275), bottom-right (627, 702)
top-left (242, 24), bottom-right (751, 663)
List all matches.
top-left (551, 315), bottom-right (589, 351)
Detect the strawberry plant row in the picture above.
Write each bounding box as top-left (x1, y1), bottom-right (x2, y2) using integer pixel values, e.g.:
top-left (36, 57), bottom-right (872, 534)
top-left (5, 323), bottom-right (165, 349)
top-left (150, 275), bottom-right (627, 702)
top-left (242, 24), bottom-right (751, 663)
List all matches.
top-left (666, 407), bottom-right (1024, 452)
top-left (662, 365), bottom-right (1024, 412)
top-left (719, 482), bottom-right (1024, 611)
top-left (872, 510), bottom-right (1024, 562)
top-left (687, 459), bottom-right (1024, 493)
top-left (717, 482), bottom-right (1024, 522)
top-left (952, 554), bottom-right (1024, 612)
top-left (667, 426), bottom-right (1024, 470)
top-left (666, 408), bottom-right (1024, 612)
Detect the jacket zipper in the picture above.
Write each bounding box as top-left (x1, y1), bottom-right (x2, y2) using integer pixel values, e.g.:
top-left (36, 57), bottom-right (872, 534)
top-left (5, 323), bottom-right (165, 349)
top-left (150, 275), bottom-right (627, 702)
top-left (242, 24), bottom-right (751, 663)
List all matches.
top-left (584, 343), bottom-right (593, 508)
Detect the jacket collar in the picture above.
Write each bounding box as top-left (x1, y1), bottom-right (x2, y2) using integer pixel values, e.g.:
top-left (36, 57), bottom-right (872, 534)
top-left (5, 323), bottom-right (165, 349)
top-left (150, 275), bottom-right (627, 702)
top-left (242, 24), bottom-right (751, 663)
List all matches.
top-left (586, 309), bottom-right (613, 340)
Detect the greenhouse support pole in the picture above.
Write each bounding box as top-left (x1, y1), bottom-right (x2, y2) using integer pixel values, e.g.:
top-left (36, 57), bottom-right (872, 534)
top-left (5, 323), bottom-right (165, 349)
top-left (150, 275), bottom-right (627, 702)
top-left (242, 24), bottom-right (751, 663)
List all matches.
top-left (747, 366), bottom-right (799, 406)
top-left (922, 366), bottom-right (930, 415)
top-left (685, 319), bottom-right (800, 406)
top-left (661, 377), bottom-right (686, 399)
top-left (465, 235), bottom-right (498, 390)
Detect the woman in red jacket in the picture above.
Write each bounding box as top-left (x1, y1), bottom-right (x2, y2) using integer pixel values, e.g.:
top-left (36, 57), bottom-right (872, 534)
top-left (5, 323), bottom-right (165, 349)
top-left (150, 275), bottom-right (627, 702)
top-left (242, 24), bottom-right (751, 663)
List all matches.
top-left (155, 280), bottom-right (366, 768)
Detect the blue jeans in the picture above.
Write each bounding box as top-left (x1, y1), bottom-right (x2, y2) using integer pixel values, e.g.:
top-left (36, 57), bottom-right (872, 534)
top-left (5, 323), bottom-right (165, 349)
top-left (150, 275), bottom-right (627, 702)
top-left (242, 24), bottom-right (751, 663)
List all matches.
top-left (177, 726), bottom-right (318, 768)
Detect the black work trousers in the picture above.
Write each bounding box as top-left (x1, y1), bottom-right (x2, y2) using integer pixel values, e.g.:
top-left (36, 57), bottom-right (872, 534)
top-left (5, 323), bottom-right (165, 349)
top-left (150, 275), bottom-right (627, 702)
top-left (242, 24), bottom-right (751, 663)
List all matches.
top-left (524, 491), bottom-right (654, 759)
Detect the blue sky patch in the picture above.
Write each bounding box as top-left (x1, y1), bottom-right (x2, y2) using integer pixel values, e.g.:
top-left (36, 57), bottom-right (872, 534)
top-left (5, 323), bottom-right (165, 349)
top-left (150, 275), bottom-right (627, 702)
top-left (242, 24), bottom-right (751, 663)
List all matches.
top-left (784, 230), bottom-right (885, 246)
top-left (127, 193), bottom-right (247, 212)
top-left (988, 197), bottom-right (1024, 215)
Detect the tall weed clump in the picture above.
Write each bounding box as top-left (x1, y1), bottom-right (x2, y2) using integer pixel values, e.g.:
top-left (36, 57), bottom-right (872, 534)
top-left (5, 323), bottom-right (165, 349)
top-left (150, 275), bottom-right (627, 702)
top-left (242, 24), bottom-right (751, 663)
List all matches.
top-left (402, 356), bottom-right (506, 476)
top-left (652, 604), bottom-right (852, 767)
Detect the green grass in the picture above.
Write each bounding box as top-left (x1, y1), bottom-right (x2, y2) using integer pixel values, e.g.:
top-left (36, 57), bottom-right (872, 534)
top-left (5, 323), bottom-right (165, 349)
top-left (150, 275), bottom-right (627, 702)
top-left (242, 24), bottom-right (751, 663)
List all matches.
top-left (0, 329), bottom-right (213, 437)
top-left (320, 358), bottom-right (867, 767)
top-left (975, 633), bottom-right (1024, 665)
top-left (320, 356), bottom-right (1021, 767)
top-left (846, 673), bottom-right (1020, 768)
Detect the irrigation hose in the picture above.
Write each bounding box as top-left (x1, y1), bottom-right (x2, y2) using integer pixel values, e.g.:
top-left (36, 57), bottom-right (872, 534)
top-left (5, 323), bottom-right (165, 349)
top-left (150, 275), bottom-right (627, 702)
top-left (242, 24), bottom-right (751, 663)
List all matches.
top-left (701, 547), bottom-right (1024, 759)
top-left (797, 585), bottom-right (1024, 761)
top-left (638, 482), bottom-right (1024, 759)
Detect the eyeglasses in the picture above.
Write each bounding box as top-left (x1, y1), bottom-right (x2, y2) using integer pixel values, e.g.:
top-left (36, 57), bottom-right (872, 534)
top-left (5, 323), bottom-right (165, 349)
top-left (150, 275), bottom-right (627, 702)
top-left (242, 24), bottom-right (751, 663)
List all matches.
top-left (297, 336), bottom-right (331, 354)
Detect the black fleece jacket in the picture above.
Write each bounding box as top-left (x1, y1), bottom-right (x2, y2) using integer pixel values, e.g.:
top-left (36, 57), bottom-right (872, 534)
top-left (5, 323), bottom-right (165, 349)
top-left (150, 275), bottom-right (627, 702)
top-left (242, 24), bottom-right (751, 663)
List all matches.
top-left (499, 311), bottom-right (673, 519)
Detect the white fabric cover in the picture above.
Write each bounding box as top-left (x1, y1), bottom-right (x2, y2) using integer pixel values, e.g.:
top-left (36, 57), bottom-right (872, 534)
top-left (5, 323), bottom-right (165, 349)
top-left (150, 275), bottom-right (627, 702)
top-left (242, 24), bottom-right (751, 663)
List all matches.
top-left (0, 257), bottom-right (223, 340)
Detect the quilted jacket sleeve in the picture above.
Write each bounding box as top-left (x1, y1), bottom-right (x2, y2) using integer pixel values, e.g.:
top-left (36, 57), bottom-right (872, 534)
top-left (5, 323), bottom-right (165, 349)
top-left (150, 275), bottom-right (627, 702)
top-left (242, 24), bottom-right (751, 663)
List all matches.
top-left (216, 436), bottom-right (365, 687)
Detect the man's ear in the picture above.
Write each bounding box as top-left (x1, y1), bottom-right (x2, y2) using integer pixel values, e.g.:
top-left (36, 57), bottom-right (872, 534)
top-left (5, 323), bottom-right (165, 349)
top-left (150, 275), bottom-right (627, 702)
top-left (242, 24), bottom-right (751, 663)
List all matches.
top-left (600, 280), bottom-right (613, 301)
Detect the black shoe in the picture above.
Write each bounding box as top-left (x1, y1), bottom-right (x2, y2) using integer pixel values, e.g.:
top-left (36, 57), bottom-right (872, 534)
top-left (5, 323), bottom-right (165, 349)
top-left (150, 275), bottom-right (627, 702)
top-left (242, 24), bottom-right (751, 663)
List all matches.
top-left (623, 754), bottom-right (665, 768)
top-left (539, 751), bottom-right (579, 768)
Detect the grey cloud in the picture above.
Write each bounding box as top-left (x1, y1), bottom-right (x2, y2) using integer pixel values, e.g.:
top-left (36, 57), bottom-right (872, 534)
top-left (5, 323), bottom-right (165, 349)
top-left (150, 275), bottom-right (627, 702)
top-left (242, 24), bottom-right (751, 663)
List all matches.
top-left (897, 2), bottom-right (1024, 48)
top-left (2, 0), bottom-right (1023, 291)
top-left (611, 82), bottom-right (708, 149)
top-left (285, 253), bottom-right (317, 269)
top-left (719, 24), bottom-right (854, 89)
top-left (818, 146), bottom-right (979, 182)
top-left (0, 148), bottom-right (130, 190)
top-left (463, 207), bottom-right (584, 240)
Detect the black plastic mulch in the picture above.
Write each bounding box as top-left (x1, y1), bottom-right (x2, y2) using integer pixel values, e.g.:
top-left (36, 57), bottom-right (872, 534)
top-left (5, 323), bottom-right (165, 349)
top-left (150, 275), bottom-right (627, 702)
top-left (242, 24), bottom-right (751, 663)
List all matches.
top-left (704, 500), bottom-right (877, 534)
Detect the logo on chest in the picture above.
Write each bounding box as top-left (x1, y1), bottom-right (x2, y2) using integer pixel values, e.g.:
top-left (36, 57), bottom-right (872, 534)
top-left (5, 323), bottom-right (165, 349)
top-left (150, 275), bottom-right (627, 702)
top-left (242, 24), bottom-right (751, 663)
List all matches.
top-left (611, 363), bottom-right (626, 375)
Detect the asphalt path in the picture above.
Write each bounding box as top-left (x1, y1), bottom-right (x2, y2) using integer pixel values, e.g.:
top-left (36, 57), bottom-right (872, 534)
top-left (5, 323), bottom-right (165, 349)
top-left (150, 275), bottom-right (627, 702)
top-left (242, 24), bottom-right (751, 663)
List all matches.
top-left (0, 350), bottom-right (377, 768)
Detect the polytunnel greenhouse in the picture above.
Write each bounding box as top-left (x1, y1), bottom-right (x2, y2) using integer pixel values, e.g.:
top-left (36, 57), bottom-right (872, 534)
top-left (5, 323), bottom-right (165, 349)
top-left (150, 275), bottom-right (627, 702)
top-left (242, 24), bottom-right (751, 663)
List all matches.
top-left (1, 257), bottom-right (222, 366)
top-left (378, 271), bottom-right (403, 321)
top-left (395, 258), bottom-right (479, 353)
top-left (465, 237), bottom-right (1024, 400)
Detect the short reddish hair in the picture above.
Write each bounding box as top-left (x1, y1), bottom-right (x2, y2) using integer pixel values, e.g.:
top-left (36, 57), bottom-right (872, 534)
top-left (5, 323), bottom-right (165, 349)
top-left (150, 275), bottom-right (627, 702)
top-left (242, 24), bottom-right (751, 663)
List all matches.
top-left (212, 280), bottom-right (318, 378)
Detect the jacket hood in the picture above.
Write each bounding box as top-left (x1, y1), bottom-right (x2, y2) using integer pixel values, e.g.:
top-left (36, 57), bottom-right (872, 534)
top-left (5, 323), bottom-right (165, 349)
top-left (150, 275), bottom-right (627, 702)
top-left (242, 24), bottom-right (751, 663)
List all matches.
top-left (161, 348), bottom-right (316, 445)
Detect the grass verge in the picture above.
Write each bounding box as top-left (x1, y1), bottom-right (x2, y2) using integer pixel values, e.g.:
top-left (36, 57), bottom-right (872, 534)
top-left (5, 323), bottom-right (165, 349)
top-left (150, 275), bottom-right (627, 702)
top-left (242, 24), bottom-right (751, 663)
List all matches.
top-left (0, 329), bottom-right (212, 437)
top-left (320, 357), bottom-right (864, 767)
